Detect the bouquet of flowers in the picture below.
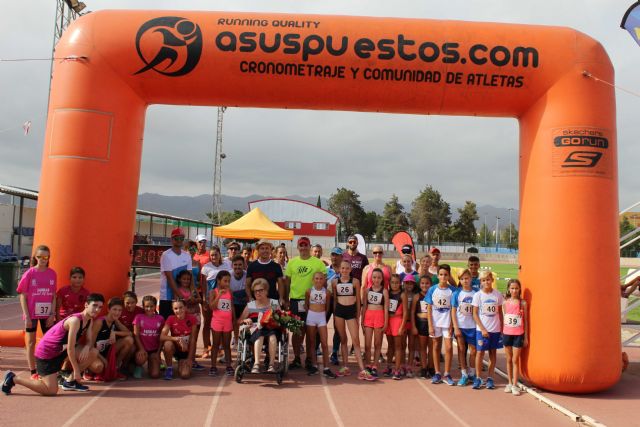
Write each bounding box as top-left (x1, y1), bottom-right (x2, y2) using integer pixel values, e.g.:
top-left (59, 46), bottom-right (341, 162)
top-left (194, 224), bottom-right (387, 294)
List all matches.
top-left (259, 304), bottom-right (305, 335)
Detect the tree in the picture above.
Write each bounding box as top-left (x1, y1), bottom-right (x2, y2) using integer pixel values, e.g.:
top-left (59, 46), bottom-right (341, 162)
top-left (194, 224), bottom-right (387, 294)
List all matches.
top-left (360, 211), bottom-right (379, 241)
top-left (316, 195), bottom-right (322, 208)
top-left (450, 201), bottom-right (479, 250)
top-left (478, 223), bottom-right (491, 247)
top-left (328, 187), bottom-right (366, 240)
top-left (206, 210), bottom-right (243, 225)
top-left (620, 216), bottom-right (640, 257)
top-left (500, 223), bottom-right (519, 250)
top-left (377, 194), bottom-right (409, 242)
top-left (410, 186), bottom-right (451, 246)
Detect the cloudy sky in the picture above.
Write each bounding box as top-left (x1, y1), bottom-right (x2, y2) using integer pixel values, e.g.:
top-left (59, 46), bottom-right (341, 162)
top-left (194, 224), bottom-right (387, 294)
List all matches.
top-left (0, 1), bottom-right (638, 211)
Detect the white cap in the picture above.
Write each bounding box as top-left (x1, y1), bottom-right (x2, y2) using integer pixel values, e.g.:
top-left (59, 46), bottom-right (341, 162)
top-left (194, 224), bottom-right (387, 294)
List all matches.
top-left (195, 234), bottom-right (207, 242)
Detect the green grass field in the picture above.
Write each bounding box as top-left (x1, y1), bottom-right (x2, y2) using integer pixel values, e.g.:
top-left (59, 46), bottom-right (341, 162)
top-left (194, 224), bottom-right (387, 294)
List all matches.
top-left (387, 260), bottom-right (640, 322)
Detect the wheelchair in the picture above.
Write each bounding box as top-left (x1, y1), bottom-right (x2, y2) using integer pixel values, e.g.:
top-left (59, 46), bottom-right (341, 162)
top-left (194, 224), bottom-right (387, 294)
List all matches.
top-left (234, 324), bottom-right (289, 385)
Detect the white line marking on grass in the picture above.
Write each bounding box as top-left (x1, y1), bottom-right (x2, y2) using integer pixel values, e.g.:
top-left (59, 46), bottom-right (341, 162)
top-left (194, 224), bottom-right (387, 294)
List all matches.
top-left (320, 365), bottom-right (344, 427)
top-left (203, 375), bottom-right (227, 427)
top-left (61, 382), bottom-right (116, 427)
top-left (414, 378), bottom-right (471, 427)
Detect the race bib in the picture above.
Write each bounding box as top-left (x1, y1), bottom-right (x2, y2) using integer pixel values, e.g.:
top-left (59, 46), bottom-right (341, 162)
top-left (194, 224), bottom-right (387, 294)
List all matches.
top-left (297, 300), bottom-right (306, 313)
top-left (35, 302), bottom-right (52, 316)
top-left (459, 302), bottom-right (473, 316)
top-left (311, 290), bottom-right (326, 305)
top-left (434, 297), bottom-right (450, 309)
top-left (218, 299), bottom-right (231, 312)
top-left (419, 301), bottom-right (428, 313)
top-left (482, 302), bottom-right (498, 315)
top-left (504, 313), bottom-right (522, 327)
top-left (337, 283), bottom-right (353, 296)
top-left (368, 291), bottom-right (382, 305)
top-left (96, 339), bottom-right (109, 352)
top-left (389, 299), bottom-right (398, 313)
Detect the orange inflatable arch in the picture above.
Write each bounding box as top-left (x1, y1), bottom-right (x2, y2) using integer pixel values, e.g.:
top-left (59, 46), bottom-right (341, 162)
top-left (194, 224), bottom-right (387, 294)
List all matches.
top-left (9, 11), bottom-right (622, 392)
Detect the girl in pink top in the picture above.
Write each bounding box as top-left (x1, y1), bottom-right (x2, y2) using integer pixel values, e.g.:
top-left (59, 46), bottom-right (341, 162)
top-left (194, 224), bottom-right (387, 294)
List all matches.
top-left (209, 270), bottom-right (234, 376)
top-left (133, 295), bottom-right (165, 379)
top-left (502, 279), bottom-right (528, 396)
top-left (17, 245), bottom-right (58, 377)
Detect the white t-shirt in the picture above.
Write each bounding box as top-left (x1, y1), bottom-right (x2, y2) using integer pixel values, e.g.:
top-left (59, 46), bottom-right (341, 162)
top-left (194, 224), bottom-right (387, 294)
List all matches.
top-left (452, 289), bottom-right (477, 329)
top-left (425, 284), bottom-right (457, 328)
top-left (472, 289), bottom-right (504, 333)
top-left (159, 249), bottom-right (193, 300)
top-left (201, 260), bottom-right (232, 297)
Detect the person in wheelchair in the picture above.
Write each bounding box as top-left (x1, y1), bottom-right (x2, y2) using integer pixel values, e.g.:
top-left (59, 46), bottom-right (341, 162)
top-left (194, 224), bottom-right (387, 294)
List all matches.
top-left (237, 279), bottom-right (281, 373)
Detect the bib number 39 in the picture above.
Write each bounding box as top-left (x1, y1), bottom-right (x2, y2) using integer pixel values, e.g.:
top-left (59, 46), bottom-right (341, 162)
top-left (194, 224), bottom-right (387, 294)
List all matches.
top-left (504, 313), bottom-right (522, 327)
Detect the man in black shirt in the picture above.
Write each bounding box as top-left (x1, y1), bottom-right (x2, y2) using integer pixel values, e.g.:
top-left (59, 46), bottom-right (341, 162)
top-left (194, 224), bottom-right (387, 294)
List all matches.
top-left (245, 241), bottom-right (284, 304)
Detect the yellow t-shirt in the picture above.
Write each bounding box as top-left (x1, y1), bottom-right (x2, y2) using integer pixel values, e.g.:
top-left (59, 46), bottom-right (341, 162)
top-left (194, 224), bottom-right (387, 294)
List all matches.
top-left (285, 256), bottom-right (327, 299)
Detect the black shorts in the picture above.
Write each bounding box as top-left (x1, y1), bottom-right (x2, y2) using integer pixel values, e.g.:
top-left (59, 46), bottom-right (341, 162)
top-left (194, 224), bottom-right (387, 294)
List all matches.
top-left (159, 300), bottom-right (173, 319)
top-left (36, 351), bottom-right (68, 377)
top-left (234, 303), bottom-right (246, 320)
top-left (415, 317), bottom-right (429, 337)
top-left (334, 303), bottom-right (357, 320)
top-left (25, 318), bottom-right (51, 334)
top-left (174, 350), bottom-right (189, 361)
top-left (289, 298), bottom-right (307, 322)
top-left (502, 334), bottom-right (525, 348)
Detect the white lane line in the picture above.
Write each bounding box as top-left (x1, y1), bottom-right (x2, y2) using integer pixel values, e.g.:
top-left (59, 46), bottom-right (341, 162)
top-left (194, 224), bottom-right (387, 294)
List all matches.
top-left (203, 375), bottom-right (227, 427)
top-left (61, 382), bottom-right (116, 427)
top-left (319, 365), bottom-right (345, 427)
top-left (414, 378), bottom-right (471, 427)
top-left (0, 314), bottom-right (22, 321)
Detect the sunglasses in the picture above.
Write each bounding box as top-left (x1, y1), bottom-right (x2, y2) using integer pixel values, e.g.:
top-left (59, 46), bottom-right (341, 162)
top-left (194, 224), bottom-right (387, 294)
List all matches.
top-left (36, 255), bottom-right (50, 260)
top-left (348, 241), bottom-right (357, 244)
top-left (254, 288), bottom-right (266, 293)
top-left (373, 251), bottom-right (383, 255)
top-left (172, 236), bottom-right (185, 241)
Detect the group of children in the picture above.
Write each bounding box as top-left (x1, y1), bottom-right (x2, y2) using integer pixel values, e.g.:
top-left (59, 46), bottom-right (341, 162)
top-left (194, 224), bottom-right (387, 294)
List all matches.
top-left (3, 245), bottom-right (527, 397)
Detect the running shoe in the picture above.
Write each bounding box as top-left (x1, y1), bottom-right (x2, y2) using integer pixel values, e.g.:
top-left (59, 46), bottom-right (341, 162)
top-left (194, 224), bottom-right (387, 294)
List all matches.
top-left (323, 368), bottom-right (337, 379)
top-left (382, 367), bottom-right (393, 377)
top-left (457, 375), bottom-right (469, 387)
top-left (82, 372), bottom-right (95, 382)
top-left (358, 370), bottom-right (376, 381)
top-left (504, 384), bottom-right (512, 393)
top-left (251, 365), bottom-right (260, 374)
top-left (431, 373), bottom-right (442, 384)
top-left (337, 366), bottom-right (351, 377)
top-left (392, 370), bottom-right (401, 380)
top-left (133, 366), bottom-right (143, 379)
top-left (370, 367), bottom-right (379, 378)
top-left (61, 380), bottom-right (89, 392)
top-left (288, 358), bottom-right (302, 370)
top-left (192, 361), bottom-right (206, 371)
top-left (164, 367), bottom-right (173, 380)
top-left (307, 366), bottom-right (319, 376)
top-left (486, 377), bottom-right (495, 389)
top-left (406, 369), bottom-right (414, 378)
top-left (93, 374), bottom-right (106, 382)
top-left (209, 367), bottom-right (219, 376)
top-left (512, 385), bottom-right (521, 396)
top-left (267, 365), bottom-right (276, 374)
top-left (2, 371), bottom-right (16, 395)
top-left (225, 366), bottom-right (234, 376)
top-left (444, 374), bottom-right (455, 386)
top-left (472, 377), bottom-right (483, 390)
top-left (330, 352), bottom-right (339, 366)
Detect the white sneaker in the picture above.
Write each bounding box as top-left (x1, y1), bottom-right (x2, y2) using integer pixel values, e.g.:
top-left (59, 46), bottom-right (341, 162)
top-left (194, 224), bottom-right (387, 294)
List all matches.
top-left (512, 385), bottom-right (521, 396)
top-left (504, 384), bottom-right (512, 393)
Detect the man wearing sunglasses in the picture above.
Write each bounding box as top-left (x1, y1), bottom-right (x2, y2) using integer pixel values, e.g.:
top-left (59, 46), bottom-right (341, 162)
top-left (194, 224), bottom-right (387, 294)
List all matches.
top-left (159, 228), bottom-right (193, 319)
top-left (342, 235), bottom-right (368, 283)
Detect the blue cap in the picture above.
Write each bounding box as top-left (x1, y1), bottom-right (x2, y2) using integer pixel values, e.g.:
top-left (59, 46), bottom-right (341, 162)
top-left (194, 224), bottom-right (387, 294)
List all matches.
top-left (330, 247), bottom-right (343, 255)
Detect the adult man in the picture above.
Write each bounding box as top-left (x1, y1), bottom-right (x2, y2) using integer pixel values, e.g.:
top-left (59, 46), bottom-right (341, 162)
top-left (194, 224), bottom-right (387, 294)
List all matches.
top-left (285, 237), bottom-right (326, 369)
top-left (225, 241), bottom-right (241, 263)
top-left (395, 244), bottom-right (417, 274)
top-left (342, 235), bottom-right (368, 283)
top-left (159, 228), bottom-right (193, 319)
top-left (193, 234), bottom-right (211, 268)
top-left (311, 244), bottom-right (329, 266)
top-left (2, 293), bottom-right (104, 396)
top-left (246, 241), bottom-right (284, 303)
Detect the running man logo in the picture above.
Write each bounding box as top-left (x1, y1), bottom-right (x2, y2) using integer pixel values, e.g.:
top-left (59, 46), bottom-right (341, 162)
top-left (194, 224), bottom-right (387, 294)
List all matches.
top-left (551, 127), bottom-right (613, 179)
top-left (134, 17), bottom-right (203, 77)
top-left (297, 266), bottom-right (310, 275)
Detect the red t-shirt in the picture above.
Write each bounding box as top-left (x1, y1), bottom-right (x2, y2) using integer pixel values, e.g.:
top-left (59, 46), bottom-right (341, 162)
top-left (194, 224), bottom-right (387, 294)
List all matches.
top-left (165, 313), bottom-right (197, 337)
top-left (120, 306), bottom-right (144, 331)
top-left (56, 285), bottom-right (90, 319)
top-left (193, 252), bottom-right (211, 268)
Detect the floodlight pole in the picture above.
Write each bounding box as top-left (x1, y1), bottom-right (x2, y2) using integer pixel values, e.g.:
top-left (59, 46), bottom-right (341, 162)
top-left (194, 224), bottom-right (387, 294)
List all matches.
top-left (212, 106), bottom-right (227, 241)
top-left (483, 213), bottom-right (487, 247)
top-left (508, 208), bottom-right (514, 245)
top-left (495, 216), bottom-right (500, 250)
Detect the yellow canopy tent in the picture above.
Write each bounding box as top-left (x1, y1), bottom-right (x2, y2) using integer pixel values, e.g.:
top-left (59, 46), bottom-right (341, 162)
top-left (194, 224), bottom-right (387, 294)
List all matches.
top-left (213, 207), bottom-right (293, 240)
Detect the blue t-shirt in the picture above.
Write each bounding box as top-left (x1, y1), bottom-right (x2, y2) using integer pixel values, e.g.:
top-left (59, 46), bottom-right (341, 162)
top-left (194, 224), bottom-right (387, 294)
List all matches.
top-left (452, 288), bottom-right (477, 329)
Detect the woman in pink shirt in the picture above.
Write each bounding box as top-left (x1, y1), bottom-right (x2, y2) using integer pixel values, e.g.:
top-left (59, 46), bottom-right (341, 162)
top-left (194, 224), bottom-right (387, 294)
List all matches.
top-left (17, 245), bottom-right (58, 378)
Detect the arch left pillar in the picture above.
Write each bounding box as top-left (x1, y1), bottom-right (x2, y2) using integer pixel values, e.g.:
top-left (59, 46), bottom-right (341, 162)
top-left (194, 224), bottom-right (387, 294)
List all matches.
top-left (35, 15), bottom-right (147, 300)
